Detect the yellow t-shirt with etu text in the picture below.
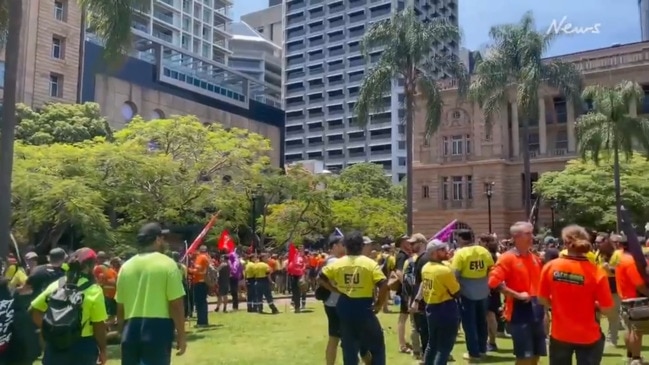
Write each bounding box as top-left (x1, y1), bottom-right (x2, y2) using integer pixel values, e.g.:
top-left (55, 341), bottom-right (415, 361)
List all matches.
top-left (421, 261), bottom-right (460, 304)
top-left (451, 245), bottom-right (494, 279)
top-left (254, 262), bottom-right (271, 279)
top-left (321, 255), bottom-right (386, 298)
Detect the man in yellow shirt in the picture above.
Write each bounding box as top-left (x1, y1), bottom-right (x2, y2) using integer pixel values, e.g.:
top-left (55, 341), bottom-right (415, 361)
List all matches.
top-left (320, 231), bottom-right (388, 365)
top-left (244, 255), bottom-right (259, 313)
top-left (451, 229), bottom-right (494, 361)
top-left (255, 254), bottom-right (279, 314)
top-left (30, 248), bottom-right (108, 365)
top-left (412, 239), bottom-right (460, 364)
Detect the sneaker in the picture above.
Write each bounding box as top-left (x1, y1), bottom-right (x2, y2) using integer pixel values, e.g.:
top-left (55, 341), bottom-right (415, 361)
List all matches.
top-left (463, 353), bottom-right (481, 363)
top-left (487, 343), bottom-right (498, 352)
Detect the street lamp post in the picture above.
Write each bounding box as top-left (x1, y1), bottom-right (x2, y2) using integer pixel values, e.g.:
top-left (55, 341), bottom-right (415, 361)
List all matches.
top-left (250, 184), bottom-right (263, 252)
top-left (550, 198), bottom-right (558, 236)
top-left (485, 182), bottom-right (494, 233)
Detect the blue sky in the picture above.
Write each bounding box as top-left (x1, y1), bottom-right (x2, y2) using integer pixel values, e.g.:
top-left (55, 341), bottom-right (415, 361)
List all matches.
top-left (232, 0), bottom-right (641, 56)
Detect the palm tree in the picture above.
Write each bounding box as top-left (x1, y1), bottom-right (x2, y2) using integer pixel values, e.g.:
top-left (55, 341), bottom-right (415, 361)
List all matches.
top-left (576, 81), bottom-right (649, 229)
top-left (355, 9), bottom-right (469, 234)
top-left (0, 0), bottom-right (148, 257)
top-left (469, 12), bottom-right (582, 217)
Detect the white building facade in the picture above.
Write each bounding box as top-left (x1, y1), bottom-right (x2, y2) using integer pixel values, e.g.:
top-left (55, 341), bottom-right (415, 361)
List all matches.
top-left (282, 0), bottom-right (458, 182)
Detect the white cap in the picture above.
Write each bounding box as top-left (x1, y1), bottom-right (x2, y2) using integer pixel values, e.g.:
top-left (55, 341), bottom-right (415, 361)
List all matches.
top-left (426, 239), bottom-right (448, 252)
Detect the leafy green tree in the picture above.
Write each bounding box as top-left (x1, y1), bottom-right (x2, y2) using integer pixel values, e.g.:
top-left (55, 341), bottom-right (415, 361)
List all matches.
top-left (355, 9), bottom-right (469, 234)
top-left (576, 81), bottom-right (649, 228)
top-left (330, 197), bottom-right (406, 238)
top-left (328, 162), bottom-right (395, 200)
top-left (0, 0), bottom-right (150, 257)
top-left (11, 115), bottom-right (275, 254)
top-left (469, 12), bottom-right (582, 216)
top-left (258, 166), bottom-right (331, 246)
top-left (535, 154), bottom-right (649, 230)
top-left (15, 103), bottom-right (113, 145)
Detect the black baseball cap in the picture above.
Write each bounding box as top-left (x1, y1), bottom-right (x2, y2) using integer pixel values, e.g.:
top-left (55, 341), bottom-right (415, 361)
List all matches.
top-left (136, 222), bottom-right (170, 245)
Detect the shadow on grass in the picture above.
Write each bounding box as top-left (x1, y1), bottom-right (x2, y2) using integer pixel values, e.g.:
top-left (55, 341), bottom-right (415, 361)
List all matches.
top-left (296, 309), bottom-right (314, 314)
top-left (104, 329), bottom-right (209, 360)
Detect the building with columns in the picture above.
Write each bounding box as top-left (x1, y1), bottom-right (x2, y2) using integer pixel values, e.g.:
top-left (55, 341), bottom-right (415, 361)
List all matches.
top-left (411, 41), bottom-right (649, 238)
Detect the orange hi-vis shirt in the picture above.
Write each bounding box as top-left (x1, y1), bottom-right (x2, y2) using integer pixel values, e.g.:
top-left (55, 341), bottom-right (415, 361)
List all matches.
top-left (267, 258), bottom-right (277, 273)
top-left (539, 256), bottom-right (613, 345)
top-left (308, 255), bottom-right (319, 269)
top-left (93, 264), bottom-right (117, 298)
top-left (189, 253), bottom-right (210, 284)
top-left (615, 251), bottom-right (646, 300)
top-left (488, 248), bottom-right (543, 321)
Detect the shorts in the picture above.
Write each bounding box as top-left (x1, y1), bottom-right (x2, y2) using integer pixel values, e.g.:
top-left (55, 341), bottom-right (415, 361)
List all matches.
top-left (121, 342), bottom-right (172, 365)
top-left (507, 321), bottom-right (547, 359)
top-left (488, 293), bottom-right (501, 313)
top-left (324, 305), bottom-right (341, 338)
top-left (622, 315), bottom-right (649, 334)
top-left (218, 283), bottom-right (230, 296)
top-left (105, 297), bottom-right (117, 317)
top-left (308, 268), bottom-right (318, 278)
top-left (399, 295), bottom-right (409, 314)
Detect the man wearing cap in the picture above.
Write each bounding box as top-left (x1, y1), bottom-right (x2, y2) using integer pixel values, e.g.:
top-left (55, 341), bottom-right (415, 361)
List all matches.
top-left (24, 248), bottom-right (67, 297)
top-left (188, 245), bottom-right (211, 326)
top-left (395, 234), bottom-right (423, 354)
top-left (93, 251), bottom-right (118, 329)
top-left (412, 239), bottom-right (460, 364)
top-left (31, 248), bottom-right (108, 365)
top-left (116, 222), bottom-right (187, 365)
top-left (450, 229), bottom-right (494, 361)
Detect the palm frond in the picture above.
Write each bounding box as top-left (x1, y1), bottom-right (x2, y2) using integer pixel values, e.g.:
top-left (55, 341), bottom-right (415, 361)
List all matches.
top-left (576, 112), bottom-right (609, 164)
top-left (354, 61), bottom-right (393, 127)
top-left (80, 0), bottom-right (150, 63)
top-left (417, 67), bottom-right (444, 139)
top-left (542, 61), bottom-right (583, 111)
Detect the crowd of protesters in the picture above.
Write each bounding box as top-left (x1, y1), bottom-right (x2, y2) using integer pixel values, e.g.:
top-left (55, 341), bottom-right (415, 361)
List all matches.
top-left (0, 218), bottom-right (647, 365)
top-left (315, 223), bottom-right (649, 365)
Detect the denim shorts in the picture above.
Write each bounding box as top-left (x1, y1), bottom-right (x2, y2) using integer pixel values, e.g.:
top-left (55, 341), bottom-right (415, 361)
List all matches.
top-left (507, 321), bottom-right (547, 359)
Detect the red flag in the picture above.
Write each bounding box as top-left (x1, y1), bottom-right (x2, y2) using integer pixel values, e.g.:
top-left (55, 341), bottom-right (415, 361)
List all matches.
top-left (287, 242), bottom-right (297, 264)
top-left (182, 214), bottom-right (218, 260)
top-left (217, 230), bottom-right (235, 253)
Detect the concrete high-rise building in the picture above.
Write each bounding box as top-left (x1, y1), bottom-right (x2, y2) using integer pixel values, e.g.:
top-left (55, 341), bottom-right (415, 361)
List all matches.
top-left (6, 1), bottom-right (284, 167)
top-left (282, 0), bottom-right (458, 183)
top-left (641, 0), bottom-right (649, 41)
top-left (228, 21), bottom-right (283, 108)
top-left (412, 41), bottom-right (649, 237)
top-left (241, 3), bottom-right (283, 48)
top-left (269, 0), bottom-right (282, 7)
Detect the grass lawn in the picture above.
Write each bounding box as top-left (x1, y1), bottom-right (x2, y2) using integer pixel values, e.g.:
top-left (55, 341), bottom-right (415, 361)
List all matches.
top-left (105, 304), bottom-right (630, 364)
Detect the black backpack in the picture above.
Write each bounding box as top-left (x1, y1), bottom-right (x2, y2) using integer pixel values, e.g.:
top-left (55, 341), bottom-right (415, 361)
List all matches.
top-left (41, 277), bottom-right (92, 350)
top-left (402, 257), bottom-right (417, 296)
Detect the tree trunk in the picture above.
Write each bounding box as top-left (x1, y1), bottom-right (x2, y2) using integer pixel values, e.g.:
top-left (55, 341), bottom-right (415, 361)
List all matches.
top-left (613, 144), bottom-right (622, 232)
top-left (0, 1), bottom-right (23, 258)
top-left (405, 87), bottom-right (414, 235)
top-left (522, 118), bottom-right (532, 218)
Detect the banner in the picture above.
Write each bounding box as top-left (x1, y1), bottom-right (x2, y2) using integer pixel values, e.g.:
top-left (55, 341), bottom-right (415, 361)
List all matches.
top-left (620, 205), bottom-right (649, 285)
top-left (432, 219), bottom-right (457, 242)
top-left (181, 213), bottom-right (219, 261)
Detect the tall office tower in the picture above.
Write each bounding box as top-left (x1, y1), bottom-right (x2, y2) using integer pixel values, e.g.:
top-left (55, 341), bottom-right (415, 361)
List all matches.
top-left (270, 0), bottom-right (282, 6)
top-left (641, 0), bottom-right (649, 41)
top-left (283, 0), bottom-right (458, 182)
top-left (229, 22), bottom-right (283, 108)
top-left (241, 4), bottom-right (283, 47)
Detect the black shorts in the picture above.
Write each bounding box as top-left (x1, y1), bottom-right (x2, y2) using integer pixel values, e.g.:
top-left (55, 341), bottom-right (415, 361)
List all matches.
top-left (105, 297), bottom-right (117, 317)
top-left (325, 305), bottom-right (341, 338)
top-left (488, 292), bottom-right (502, 313)
top-left (218, 283), bottom-right (230, 296)
top-left (399, 295), bottom-right (409, 314)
